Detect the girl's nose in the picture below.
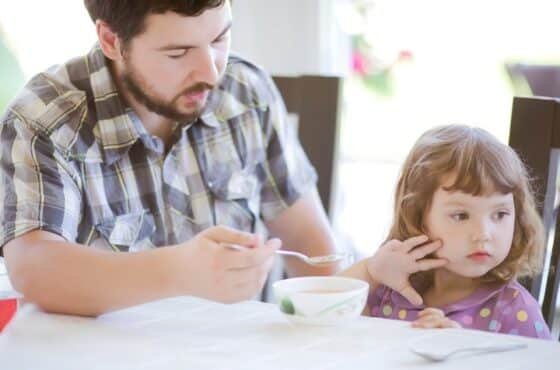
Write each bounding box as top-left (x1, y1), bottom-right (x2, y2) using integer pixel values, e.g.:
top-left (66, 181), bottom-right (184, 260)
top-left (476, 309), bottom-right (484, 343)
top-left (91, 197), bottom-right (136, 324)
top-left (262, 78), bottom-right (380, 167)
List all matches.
top-left (471, 219), bottom-right (492, 243)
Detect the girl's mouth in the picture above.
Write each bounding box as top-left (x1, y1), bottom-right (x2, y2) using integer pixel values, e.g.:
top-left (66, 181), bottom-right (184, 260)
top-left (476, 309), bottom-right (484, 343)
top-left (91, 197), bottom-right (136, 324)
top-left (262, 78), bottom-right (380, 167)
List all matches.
top-left (468, 251), bottom-right (490, 262)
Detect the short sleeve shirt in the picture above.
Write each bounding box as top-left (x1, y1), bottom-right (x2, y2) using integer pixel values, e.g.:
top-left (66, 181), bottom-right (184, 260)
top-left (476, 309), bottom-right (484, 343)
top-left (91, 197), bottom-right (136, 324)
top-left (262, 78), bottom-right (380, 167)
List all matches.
top-left (0, 43), bottom-right (317, 252)
top-left (369, 280), bottom-right (552, 340)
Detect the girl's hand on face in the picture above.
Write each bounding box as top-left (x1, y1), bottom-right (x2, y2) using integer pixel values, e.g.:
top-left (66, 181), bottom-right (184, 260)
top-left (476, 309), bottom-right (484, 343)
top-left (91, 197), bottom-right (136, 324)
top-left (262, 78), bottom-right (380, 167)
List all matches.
top-left (366, 235), bottom-right (448, 305)
top-left (411, 308), bottom-right (461, 329)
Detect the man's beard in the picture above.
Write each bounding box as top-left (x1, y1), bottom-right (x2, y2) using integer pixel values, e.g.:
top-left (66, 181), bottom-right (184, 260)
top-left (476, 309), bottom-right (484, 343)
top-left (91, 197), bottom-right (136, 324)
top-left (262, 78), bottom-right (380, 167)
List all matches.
top-left (121, 64), bottom-right (214, 123)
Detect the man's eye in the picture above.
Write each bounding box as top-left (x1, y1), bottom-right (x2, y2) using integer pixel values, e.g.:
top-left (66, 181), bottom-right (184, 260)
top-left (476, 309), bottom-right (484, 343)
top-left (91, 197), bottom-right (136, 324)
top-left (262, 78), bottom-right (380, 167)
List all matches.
top-left (167, 50), bottom-right (188, 59)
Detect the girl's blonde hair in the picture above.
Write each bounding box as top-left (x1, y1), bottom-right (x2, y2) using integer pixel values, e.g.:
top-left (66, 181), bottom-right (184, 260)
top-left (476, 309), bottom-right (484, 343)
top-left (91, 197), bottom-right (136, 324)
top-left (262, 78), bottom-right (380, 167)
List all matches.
top-left (388, 125), bottom-right (545, 289)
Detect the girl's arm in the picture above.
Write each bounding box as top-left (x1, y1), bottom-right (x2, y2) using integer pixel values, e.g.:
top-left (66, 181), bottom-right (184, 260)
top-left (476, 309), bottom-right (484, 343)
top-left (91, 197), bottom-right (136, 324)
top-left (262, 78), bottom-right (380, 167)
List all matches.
top-left (337, 259), bottom-right (381, 316)
top-left (338, 235), bottom-right (447, 307)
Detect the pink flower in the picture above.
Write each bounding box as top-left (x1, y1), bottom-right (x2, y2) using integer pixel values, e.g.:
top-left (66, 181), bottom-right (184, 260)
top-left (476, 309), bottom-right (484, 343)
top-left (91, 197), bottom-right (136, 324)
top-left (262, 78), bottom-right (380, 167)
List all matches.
top-left (351, 51), bottom-right (369, 76)
top-left (397, 50), bottom-right (413, 62)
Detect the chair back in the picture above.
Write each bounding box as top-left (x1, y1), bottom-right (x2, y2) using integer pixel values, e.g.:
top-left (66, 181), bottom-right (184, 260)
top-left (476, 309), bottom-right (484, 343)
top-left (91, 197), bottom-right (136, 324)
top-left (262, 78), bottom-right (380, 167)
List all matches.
top-left (259, 75), bottom-right (342, 303)
top-left (509, 96), bottom-right (560, 337)
top-left (273, 75), bottom-right (342, 217)
top-left (506, 63), bottom-right (560, 98)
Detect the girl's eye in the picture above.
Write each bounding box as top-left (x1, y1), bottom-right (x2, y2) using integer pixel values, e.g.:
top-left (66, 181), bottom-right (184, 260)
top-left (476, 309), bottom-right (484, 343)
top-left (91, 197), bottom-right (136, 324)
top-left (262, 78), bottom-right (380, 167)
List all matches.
top-left (451, 212), bottom-right (468, 221)
top-left (494, 211), bottom-right (511, 220)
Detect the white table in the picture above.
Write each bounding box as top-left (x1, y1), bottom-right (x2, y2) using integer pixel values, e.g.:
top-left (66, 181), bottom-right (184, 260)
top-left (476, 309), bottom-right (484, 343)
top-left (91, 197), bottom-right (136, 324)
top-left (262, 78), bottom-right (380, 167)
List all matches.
top-left (0, 295), bottom-right (559, 370)
top-left (0, 258), bottom-right (16, 299)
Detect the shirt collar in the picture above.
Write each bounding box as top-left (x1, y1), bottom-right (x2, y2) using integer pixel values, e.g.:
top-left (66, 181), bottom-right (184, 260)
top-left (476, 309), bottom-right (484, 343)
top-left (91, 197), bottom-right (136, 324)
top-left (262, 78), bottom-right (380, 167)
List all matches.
top-left (86, 44), bottom-right (141, 165)
top-left (385, 281), bottom-right (507, 314)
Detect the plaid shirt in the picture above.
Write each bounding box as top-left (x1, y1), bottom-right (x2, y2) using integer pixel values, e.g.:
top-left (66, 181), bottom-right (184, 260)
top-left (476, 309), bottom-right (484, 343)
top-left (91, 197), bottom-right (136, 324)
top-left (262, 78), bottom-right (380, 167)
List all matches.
top-left (0, 44), bottom-right (317, 252)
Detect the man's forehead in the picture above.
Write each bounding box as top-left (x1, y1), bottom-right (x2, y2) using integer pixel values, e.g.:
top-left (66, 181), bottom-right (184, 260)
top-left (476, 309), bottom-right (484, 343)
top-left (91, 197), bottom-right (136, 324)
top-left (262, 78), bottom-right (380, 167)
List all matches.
top-left (140, 5), bottom-right (231, 41)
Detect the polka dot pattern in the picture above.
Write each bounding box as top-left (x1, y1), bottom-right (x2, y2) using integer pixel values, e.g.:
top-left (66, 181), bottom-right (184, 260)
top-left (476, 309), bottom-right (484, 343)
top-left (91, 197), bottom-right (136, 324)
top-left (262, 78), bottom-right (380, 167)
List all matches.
top-left (461, 315), bottom-right (474, 326)
top-left (367, 281), bottom-right (552, 339)
top-left (479, 308), bottom-right (491, 318)
top-left (516, 310), bottom-right (528, 322)
top-left (382, 305), bottom-right (393, 317)
top-left (488, 320), bottom-right (500, 331)
top-left (534, 321), bottom-right (544, 333)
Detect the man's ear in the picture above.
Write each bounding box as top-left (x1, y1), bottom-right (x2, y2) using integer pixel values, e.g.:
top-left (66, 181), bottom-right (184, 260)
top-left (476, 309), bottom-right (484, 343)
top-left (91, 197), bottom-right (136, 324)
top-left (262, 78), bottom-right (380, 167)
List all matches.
top-left (96, 20), bottom-right (124, 61)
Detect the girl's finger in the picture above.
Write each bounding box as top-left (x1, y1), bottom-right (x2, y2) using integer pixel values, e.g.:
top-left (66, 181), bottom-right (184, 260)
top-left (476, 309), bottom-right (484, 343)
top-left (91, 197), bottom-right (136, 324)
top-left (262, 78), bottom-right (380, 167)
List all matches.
top-left (415, 258), bottom-right (448, 271)
top-left (409, 240), bottom-right (442, 260)
top-left (417, 307), bottom-right (445, 317)
top-left (401, 235), bottom-right (430, 252)
top-left (399, 285), bottom-right (423, 306)
top-left (412, 316), bottom-right (447, 328)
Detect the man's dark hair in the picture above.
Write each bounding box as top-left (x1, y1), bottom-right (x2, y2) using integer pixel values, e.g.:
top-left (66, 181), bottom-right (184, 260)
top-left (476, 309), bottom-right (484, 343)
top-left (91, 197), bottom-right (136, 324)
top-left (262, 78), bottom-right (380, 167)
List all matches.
top-left (84, 0), bottom-right (227, 45)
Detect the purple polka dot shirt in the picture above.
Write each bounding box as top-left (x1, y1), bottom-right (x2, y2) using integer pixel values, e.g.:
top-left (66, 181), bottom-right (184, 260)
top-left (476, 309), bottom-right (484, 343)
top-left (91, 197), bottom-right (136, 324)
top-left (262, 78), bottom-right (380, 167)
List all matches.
top-left (369, 280), bottom-right (552, 340)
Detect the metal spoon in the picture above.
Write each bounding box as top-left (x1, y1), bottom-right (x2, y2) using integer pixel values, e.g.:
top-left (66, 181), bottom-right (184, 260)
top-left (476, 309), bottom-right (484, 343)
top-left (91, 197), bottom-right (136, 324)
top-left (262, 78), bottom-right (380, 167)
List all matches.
top-left (223, 244), bottom-right (352, 266)
top-left (410, 342), bottom-right (527, 362)
top-left (275, 250), bottom-right (353, 266)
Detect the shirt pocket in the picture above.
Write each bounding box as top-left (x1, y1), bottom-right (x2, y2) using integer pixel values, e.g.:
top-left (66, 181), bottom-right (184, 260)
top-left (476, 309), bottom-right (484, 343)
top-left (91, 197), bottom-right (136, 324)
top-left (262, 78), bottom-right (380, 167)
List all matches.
top-left (206, 165), bottom-right (262, 232)
top-left (95, 210), bottom-right (156, 252)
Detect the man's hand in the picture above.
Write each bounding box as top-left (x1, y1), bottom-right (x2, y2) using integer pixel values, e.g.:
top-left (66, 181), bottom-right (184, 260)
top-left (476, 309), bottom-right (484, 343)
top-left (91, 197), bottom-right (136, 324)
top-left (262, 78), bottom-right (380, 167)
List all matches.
top-left (176, 225), bottom-right (281, 303)
top-left (366, 235), bottom-right (447, 306)
top-left (411, 308), bottom-right (461, 329)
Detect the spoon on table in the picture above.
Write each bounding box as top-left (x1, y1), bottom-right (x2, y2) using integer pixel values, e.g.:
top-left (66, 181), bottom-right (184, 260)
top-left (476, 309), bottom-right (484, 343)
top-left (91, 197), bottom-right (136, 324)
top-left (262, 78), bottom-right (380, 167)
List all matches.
top-left (410, 342), bottom-right (527, 362)
top-left (223, 244), bottom-right (352, 266)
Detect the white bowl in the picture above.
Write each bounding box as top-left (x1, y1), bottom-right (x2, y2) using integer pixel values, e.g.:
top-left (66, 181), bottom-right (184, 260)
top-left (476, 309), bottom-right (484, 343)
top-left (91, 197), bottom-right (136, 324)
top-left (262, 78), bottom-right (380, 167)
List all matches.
top-left (272, 276), bottom-right (369, 325)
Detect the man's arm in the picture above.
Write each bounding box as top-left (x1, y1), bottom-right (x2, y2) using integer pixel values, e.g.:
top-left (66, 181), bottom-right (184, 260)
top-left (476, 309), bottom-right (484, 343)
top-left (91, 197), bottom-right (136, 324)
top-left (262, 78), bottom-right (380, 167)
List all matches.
top-left (265, 188), bottom-right (339, 276)
top-left (4, 226), bottom-right (279, 317)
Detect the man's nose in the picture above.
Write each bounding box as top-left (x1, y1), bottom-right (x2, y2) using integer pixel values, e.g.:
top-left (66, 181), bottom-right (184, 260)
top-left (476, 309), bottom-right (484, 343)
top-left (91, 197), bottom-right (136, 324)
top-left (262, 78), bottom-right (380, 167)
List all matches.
top-left (192, 47), bottom-right (219, 87)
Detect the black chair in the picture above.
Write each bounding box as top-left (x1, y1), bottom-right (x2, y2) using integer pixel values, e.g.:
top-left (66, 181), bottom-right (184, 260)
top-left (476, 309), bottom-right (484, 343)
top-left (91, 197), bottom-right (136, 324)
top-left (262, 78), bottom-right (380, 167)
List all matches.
top-left (509, 96), bottom-right (560, 339)
top-left (259, 75), bottom-right (343, 302)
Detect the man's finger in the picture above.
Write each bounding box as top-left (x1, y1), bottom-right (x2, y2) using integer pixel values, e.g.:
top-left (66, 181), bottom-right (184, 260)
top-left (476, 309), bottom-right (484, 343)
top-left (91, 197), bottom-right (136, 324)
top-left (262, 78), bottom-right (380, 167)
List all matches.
top-left (204, 225), bottom-right (257, 246)
top-left (224, 239), bottom-right (280, 269)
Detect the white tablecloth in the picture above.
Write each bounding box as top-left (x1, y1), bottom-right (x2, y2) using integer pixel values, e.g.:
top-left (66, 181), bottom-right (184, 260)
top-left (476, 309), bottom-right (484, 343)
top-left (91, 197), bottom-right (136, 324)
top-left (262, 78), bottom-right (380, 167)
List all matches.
top-left (0, 257), bottom-right (20, 300)
top-left (0, 295), bottom-right (559, 370)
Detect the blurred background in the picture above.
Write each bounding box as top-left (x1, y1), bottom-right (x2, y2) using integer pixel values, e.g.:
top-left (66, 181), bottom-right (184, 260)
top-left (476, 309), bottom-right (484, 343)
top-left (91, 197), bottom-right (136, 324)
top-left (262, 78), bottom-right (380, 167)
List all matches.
top-left (1, 0), bottom-right (560, 257)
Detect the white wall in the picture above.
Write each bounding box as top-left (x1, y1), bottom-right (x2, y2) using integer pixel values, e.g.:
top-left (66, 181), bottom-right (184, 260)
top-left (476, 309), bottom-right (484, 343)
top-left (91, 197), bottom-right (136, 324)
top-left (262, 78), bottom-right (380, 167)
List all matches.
top-left (231, 0), bottom-right (349, 76)
top-left (0, 0), bottom-right (349, 78)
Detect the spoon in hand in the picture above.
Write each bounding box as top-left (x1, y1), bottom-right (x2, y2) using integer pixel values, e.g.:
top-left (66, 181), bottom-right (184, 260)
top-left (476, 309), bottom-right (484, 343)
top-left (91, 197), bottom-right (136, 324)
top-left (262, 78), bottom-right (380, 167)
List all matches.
top-left (223, 244), bottom-right (352, 266)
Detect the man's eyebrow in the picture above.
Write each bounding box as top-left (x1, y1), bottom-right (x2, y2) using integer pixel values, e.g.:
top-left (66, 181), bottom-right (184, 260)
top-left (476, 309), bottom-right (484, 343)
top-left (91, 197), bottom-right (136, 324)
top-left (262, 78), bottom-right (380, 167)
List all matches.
top-left (156, 21), bottom-right (232, 51)
top-left (214, 21), bottom-right (232, 41)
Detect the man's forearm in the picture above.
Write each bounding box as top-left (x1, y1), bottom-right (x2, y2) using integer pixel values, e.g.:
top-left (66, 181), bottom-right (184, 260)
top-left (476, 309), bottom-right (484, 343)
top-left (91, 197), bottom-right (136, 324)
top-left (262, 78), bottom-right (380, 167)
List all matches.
top-left (5, 240), bottom-right (179, 316)
top-left (266, 188), bottom-right (339, 277)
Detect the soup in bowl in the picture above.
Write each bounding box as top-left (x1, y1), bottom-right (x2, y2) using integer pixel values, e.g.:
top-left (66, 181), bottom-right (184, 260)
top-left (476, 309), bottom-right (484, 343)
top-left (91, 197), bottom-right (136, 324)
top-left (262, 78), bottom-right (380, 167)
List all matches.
top-left (273, 276), bottom-right (369, 325)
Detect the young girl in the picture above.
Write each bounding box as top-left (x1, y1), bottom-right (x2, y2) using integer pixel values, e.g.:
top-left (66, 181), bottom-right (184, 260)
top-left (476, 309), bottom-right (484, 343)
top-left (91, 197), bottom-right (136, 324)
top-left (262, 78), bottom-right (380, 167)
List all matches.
top-left (340, 125), bottom-right (552, 339)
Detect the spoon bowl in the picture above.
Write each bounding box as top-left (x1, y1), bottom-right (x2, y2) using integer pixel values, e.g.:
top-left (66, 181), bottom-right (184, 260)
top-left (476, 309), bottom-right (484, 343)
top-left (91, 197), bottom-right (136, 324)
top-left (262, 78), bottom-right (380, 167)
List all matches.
top-left (275, 250), bottom-right (353, 266)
